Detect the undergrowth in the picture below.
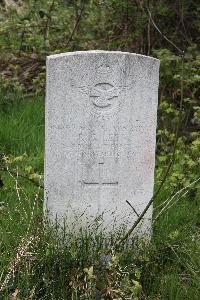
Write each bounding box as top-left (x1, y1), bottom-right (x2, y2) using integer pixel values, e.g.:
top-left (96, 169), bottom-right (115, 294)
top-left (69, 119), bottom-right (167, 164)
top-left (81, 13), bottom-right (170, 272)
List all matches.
top-left (0, 96), bottom-right (199, 299)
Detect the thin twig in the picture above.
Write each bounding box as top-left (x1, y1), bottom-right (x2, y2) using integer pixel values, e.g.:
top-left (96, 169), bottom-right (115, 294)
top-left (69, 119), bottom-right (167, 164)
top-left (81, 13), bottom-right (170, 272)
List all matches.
top-left (44, 0), bottom-right (55, 48)
top-left (155, 180), bottom-right (199, 221)
top-left (126, 200), bottom-right (140, 217)
top-left (147, 12), bottom-right (151, 55)
top-left (154, 177), bottom-right (200, 211)
top-left (66, 2), bottom-right (85, 48)
top-left (146, 8), bottom-right (184, 56)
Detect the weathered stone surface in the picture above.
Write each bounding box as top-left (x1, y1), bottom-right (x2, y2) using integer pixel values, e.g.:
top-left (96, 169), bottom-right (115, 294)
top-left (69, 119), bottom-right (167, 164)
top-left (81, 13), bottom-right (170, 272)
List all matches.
top-left (45, 50), bottom-right (160, 234)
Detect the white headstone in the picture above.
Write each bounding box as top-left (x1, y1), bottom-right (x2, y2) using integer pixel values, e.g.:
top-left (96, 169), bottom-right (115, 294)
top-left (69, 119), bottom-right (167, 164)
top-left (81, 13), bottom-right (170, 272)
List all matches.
top-left (45, 50), bottom-right (159, 234)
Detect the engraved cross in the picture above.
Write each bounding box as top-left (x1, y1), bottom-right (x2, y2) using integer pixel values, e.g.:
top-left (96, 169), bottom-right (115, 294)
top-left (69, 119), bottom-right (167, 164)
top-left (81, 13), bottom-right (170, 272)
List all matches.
top-left (83, 162), bottom-right (118, 186)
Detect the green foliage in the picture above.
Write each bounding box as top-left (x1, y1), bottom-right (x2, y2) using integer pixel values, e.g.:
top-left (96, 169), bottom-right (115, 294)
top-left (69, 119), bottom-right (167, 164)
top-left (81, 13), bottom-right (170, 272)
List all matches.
top-left (0, 94), bottom-right (44, 166)
top-left (152, 46), bottom-right (200, 192)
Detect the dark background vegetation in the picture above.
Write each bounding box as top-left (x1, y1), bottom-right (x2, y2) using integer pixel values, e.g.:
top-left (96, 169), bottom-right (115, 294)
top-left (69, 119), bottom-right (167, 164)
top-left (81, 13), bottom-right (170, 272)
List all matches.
top-left (0, 0), bottom-right (199, 299)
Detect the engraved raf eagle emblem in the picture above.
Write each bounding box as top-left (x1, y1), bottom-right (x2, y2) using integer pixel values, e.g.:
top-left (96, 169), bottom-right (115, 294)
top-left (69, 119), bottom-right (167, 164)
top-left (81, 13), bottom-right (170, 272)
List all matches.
top-left (89, 83), bottom-right (120, 109)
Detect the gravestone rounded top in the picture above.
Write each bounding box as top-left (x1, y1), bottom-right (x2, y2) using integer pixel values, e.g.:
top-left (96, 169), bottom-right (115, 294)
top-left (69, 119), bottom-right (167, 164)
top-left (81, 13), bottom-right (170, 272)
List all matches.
top-left (47, 50), bottom-right (159, 63)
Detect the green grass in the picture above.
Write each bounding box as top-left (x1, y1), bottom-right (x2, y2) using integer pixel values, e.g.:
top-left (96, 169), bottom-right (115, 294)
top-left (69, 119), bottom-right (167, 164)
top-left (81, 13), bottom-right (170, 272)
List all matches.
top-left (0, 95), bottom-right (199, 299)
top-left (0, 93), bottom-right (44, 172)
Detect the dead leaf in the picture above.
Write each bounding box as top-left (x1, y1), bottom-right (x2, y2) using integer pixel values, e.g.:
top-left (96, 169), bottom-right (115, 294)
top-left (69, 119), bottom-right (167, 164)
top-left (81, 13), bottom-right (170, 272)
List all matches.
top-left (11, 288), bottom-right (20, 299)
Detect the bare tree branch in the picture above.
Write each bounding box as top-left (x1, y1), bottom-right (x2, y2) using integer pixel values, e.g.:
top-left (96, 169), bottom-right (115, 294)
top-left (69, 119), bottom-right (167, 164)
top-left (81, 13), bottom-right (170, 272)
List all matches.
top-left (66, 1), bottom-right (85, 48)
